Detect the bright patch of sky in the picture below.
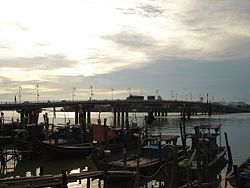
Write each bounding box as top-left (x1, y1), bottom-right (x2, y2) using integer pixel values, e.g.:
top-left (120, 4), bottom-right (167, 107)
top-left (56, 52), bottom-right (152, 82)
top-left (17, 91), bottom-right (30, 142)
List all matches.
top-left (0, 0), bottom-right (250, 102)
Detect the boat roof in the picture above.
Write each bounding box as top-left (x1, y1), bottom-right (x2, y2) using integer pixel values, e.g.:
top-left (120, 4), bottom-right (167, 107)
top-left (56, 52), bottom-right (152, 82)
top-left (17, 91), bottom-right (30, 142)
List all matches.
top-left (151, 134), bottom-right (179, 142)
top-left (199, 124), bottom-right (222, 130)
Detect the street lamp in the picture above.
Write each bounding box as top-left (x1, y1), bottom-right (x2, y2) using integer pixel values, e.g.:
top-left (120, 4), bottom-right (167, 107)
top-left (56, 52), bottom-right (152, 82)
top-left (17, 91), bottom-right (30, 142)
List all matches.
top-left (35, 84), bottom-right (39, 102)
top-left (18, 86), bottom-right (22, 103)
top-left (90, 86), bottom-right (94, 100)
top-left (111, 88), bottom-right (114, 100)
top-left (128, 87), bottom-right (131, 95)
top-left (170, 90), bottom-right (174, 100)
top-left (72, 87), bottom-right (76, 101)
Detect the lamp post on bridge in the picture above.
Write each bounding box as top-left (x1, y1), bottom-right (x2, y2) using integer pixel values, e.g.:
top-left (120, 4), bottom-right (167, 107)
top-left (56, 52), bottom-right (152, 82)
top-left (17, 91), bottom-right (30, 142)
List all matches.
top-left (170, 90), bottom-right (174, 101)
top-left (72, 87), bottom-right (76, 101)
top-left (18, 86), bottom-right (22, 103)
top-left (35, 84), bottom-right (40, 102)
top-left (111, 88), bottom-right (114, 100)
top-left (90, 86), bottom-right (94, 101)
top-left (127, 88), bottom-right (131, 96)
top-left (189, 92), bottom-right (192, 101)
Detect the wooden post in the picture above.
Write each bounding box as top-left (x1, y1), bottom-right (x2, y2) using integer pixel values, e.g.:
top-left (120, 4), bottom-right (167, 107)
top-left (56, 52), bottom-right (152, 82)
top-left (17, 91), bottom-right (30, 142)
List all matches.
top-left (123, 147), bottom-right (127, 166)
top-left (194, 126), bottom-right (202, 187)
top-left (104, 118), bottom-right (108, 147)
top-left (87, 177), bottom-right (90, 188)
top-left (224, 132), bottom-right (233, 165)
top-left (134, 130), bottom-right (141, 188)
top-left (159, 133), bottom-right (162, 163)
top-left (39, 166), bottom-right (44, 176)
top-left (62, 169), bottom-right (67, 187)
top-left (180, 111), bottom-right (187, 156)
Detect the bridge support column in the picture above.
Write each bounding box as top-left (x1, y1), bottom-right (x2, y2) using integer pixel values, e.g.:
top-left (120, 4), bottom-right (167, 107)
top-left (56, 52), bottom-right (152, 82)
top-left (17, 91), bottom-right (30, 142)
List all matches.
top-left (187, 110), bottom-right (191, 120)
top-left (121, 109), bottom-right (125, 129)
top-left (87, 109), bottom-right (91, 125)
top-left (17, 108), bottom-right (42, 126)
top-left (79, 108), bottom-right (87, 125)
top-left (165, 109), bottom-right (168, 116)
top-left (117, 107), bottom-right (120, 127)
top-left (153, 108), bottom-right (157, 116)
top-left (161, 109), bottom-right (164, 116)
top-left (157, 109), bottom-right (161, 116)
top-left (75, 109), bottom-right (79, 124)
top-left (113, 107), bottom-right (117, 127)
top-left (83, 109), bottom-right (87, 125)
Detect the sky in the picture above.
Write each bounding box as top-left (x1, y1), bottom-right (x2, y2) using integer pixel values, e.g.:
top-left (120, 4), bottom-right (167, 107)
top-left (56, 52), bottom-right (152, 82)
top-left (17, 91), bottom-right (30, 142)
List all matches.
top-left (0, 0), bottom-right (250, 103)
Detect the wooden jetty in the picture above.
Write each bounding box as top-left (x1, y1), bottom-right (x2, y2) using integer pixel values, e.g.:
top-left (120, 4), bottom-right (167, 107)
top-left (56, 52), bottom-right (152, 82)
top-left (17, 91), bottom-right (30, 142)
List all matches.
top-left (0, 169), bottom-right (136, 188)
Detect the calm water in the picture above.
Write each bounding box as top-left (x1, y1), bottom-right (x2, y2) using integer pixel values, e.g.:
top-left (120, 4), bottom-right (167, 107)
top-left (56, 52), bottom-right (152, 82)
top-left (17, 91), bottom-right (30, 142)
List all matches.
top-left (1, 111), bottom-right (250, 187)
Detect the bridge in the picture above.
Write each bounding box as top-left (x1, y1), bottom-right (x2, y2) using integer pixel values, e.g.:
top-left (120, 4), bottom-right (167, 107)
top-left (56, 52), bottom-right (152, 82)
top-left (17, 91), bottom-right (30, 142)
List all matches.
top-left (0, 99), bottom-right (248, 126)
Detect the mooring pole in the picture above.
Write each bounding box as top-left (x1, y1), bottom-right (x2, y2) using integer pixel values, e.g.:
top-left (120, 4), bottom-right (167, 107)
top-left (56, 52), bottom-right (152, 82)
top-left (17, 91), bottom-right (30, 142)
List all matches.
top-left (62, 169), bottom-right (67, 187)
top-left (39, 166), bottom-right (44, 176)
top-left (134, 131), bottom-right (141, 188)
top-left (224, 132), bottom-right (233, 165)
top-left (104, 118), bottom-right (108, 148)
top-left (87, 177), bottom-right (90, 188)
top-left (194, 126), bottom-right (202, 187)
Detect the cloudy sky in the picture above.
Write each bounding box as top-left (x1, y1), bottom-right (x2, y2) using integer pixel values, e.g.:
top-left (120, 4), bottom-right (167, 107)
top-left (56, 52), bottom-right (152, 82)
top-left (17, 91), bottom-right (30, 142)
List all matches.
top-left (0, 0), bottom-right (250, 103)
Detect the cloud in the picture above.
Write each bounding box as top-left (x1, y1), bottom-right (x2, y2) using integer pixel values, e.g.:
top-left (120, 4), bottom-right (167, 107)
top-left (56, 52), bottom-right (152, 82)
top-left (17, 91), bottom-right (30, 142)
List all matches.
top-left (0, 0), bottom-right (250, 103)
top-left (117, 2), bottom-right (164, 17)
top-left (103, 29), bottom-right (158, 49)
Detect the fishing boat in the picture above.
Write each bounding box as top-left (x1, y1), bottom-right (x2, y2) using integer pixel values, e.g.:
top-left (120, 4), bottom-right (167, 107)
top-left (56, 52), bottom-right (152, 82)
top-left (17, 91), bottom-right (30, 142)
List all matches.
top-left (91, 119), bottom-right (140, 153)
top-left (92, 134), bottom-right (182, 177)
top-left (38, 140), bottom-right (95, 160)
top-left (38, 118), bottom-right (140, 160)
top-left (227, 156), bottom-right (250, 188)
top-left (177, 125), bottom-right (227, 185)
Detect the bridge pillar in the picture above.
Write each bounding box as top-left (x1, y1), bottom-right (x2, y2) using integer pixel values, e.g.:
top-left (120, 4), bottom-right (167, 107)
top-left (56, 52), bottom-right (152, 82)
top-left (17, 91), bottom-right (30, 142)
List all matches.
top-left (121, 108), bottom-right (125, 129)
top-left (187, 110), bottom-right (191, 120)
top-left (157, 109), bottom-right (161, 116)
top-left (79, 108), bottom-right (87, 125)
top-left (154, 108), bottom-right (157, 116)
top-left (17, 108), bottom-right (42, 126)
top-left (75, 109), bottom-right (79, 124)
top-left (87, 109), bottom-right (91, 125)
top-left (79, 110), bottom-right (83, 124)
top-left (83, 109), bottom-right (87, 125)
top-left (117, 107), bottom-right (121, 127)
top-left (125, 110), bottom-right (129, 127)
top-left (113, 107), bottom-right (117, 127)
top-left (161, 109), bottom-right (165, 116)
top-left (165, 108), bottom-right (168, 116)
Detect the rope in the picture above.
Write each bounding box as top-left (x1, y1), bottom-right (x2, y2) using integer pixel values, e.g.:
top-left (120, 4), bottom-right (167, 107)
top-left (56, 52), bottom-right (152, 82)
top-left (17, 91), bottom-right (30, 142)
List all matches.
top-left (139, 163), bottom-right (165, 179)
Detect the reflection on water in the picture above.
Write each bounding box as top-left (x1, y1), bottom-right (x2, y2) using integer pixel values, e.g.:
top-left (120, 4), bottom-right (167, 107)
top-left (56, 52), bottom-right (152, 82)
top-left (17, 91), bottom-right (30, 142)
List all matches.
top-left (1, 112), bottom-right (250, 187)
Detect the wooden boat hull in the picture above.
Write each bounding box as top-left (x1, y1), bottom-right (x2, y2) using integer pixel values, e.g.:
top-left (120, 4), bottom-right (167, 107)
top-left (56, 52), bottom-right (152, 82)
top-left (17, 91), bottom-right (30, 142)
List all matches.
top-left (178, 147), bottom-right (227, 184)
top-left (91, 147), bottom-right (162, 177)
top-left (228, 157), bottom-right (250, 188)
top-left (39, 141), bottom-right (95, 160)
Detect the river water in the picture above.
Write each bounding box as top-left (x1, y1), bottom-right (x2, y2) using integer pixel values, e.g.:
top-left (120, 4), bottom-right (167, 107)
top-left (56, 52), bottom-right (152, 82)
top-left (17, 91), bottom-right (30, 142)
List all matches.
top-left (1, 111), bottom-right (250, 187)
